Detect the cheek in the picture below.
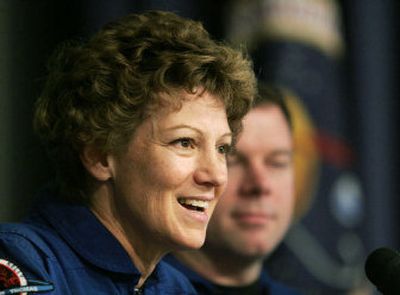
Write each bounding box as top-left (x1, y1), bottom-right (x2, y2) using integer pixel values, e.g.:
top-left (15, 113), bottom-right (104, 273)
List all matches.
top-left (211, 192), bottom-right (236, 227)
top-left (215, 174), bottom-right (240, 210)
top-left (277, 189), bottom-right (295, 222)
top-left (276, 171), bottom-right (295, 200)
top-left (211, 168), bottom-right (242, 218)
top-left (145, 155), bottom-right (195, 189)
top-left (225, 167), bottom-right (243, 193)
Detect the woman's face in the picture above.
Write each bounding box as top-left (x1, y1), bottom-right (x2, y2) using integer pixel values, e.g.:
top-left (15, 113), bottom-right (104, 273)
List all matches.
top-left (107, 90), bottom-right (232, 251)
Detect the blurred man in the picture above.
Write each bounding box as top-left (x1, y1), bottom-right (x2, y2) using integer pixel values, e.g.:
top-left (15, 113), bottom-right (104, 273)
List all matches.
top-left (165, 84), bottom-right (301, 294)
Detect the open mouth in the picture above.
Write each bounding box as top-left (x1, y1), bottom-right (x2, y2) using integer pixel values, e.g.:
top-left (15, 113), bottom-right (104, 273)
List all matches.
top-left (178, 198), bottom-right (209, 212)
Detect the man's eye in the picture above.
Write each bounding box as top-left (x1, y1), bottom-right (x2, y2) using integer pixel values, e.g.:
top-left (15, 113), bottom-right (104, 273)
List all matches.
top-left (265, 159), bottom-right (292, 169)
top-left (227, 151), bottom-right (245, 166)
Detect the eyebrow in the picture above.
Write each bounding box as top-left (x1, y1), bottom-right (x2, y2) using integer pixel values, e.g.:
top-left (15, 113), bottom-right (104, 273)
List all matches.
top-left (164, 124), bottom-right (233, 140)
top-left (269, 150), bottom-right (293, 157)
top-left (233, 149), bottom-right (293, 157)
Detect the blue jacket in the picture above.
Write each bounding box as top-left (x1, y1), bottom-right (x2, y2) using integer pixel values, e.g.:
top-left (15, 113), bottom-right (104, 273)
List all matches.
top-left (0, 200), bottom-right (197, 295)
top-left (164, 255), bottom-right (301, 295)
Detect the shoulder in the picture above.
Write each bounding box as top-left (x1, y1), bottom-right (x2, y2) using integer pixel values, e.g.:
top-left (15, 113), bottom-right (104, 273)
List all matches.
top-left (0, 222), bottom-right (56, 259)
top-left (153, 259), bottom-right (198, 294)
top-left (0, 223), bottom-right (57, 293)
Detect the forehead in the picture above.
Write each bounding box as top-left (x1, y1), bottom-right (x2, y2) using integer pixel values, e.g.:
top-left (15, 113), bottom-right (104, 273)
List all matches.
top-left (152, 88), bottom-right (223, 111)
top-left (237, 105), bottom-right (292, 151)
top-left (134, 90), bottom-right (231, 142)
top-left (153, 90), bottom-right (227, 123)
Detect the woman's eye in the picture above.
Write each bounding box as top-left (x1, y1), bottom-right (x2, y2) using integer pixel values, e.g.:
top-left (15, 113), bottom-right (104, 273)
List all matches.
top-left (171, 138), bottom-right (195, 149)
top-left (218, 144), bottom-right (232, 155)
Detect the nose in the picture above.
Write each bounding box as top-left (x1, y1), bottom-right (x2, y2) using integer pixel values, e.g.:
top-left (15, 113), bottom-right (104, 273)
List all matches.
top-left (239, 160), bottom-right (271, 197)
top-left (193, 151), bottom-right (227, 188)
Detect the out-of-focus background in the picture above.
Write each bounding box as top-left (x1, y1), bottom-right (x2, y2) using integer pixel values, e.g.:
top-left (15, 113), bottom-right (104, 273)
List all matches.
top-left (0, 0), bottom-right (398, 294)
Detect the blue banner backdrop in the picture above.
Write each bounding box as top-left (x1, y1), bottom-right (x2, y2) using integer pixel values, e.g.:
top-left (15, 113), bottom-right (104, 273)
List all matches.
top-left (1, 1), bottom-right (398, 294)
top-left (223, 0), bottom-right (397, 293)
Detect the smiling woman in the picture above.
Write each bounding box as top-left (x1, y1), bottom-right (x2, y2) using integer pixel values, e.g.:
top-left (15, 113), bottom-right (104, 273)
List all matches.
top-left (90, 90), bottom-right (232, 258)
top-left (0, 11), bottom-right (256, 295)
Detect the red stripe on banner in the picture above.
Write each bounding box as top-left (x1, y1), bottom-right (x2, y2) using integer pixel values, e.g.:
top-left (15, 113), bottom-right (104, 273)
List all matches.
top-left (314, 131), bottom-right (355, 169)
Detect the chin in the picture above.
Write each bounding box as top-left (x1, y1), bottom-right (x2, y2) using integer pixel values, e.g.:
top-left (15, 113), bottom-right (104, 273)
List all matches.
top-left (174, 231), bottom-right (206, 251)
top-left (236, 247), bottom-right (270, 260)
top-left (237, 241), bottom-right (275, 258)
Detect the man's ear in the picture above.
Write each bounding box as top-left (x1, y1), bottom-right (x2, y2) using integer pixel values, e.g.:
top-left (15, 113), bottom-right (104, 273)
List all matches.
top-left (80, 145), bottom-right (112, 181)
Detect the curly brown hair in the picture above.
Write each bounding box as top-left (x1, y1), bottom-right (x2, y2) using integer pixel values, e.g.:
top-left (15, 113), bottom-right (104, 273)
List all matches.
top-left (34, 10), bottom-right (256, 201)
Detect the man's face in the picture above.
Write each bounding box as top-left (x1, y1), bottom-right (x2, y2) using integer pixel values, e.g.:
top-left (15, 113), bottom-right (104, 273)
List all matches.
top-left (203, 104), bottom-right (294, 258)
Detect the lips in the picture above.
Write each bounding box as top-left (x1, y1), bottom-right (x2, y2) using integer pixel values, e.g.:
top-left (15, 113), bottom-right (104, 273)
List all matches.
top-left (232, 211), bottom-right (276, 226)
top-left (178, 198), bottom-right (210, 212)
top-left (177, 197), bottom-right (214, 224)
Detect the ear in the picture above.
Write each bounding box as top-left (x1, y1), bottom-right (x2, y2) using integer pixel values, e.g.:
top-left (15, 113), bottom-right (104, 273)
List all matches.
top-left (80, 145), bottom-right (112, 181)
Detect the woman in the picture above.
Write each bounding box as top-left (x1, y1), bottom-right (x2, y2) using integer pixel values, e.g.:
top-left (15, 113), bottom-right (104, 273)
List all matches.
top-left (0, 11), bottom-right (255, 294)
top-left (165, 84), bottom-right (300, 295)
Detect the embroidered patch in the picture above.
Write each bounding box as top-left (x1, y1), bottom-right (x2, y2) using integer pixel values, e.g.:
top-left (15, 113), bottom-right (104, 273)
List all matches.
top-left (0, 259), bottom-right (54, 294)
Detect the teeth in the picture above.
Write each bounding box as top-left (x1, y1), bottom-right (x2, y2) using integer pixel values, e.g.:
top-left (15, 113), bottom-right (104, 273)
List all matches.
top-left (178, 198), bottom-right (209, 209)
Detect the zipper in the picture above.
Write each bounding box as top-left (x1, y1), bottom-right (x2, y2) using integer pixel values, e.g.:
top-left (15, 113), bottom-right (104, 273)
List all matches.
top-left (133, 287), bottom-right (143, 295)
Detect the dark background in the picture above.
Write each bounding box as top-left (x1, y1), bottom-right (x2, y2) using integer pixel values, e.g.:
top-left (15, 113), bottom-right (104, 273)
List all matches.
top-left (0, 0), bottom-right (398, 294)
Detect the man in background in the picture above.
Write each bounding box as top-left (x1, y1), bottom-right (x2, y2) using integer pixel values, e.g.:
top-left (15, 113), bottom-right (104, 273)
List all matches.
top-left (165, 84), bottom-right (301, 294)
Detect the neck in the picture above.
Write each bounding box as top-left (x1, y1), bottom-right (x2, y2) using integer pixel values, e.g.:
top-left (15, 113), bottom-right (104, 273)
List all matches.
top-left (175, 247), bottom-right (263, 286)
top-left (90, 184), bottom-right (167, 288)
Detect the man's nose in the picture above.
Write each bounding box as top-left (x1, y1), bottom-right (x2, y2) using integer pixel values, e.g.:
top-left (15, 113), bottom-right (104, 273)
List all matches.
top-left (239, 161), bottom-right (271, 197)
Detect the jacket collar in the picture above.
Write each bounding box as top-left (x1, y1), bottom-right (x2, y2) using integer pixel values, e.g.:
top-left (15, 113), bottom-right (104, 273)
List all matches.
top-left (37, 199), bottom-right (141, 276)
